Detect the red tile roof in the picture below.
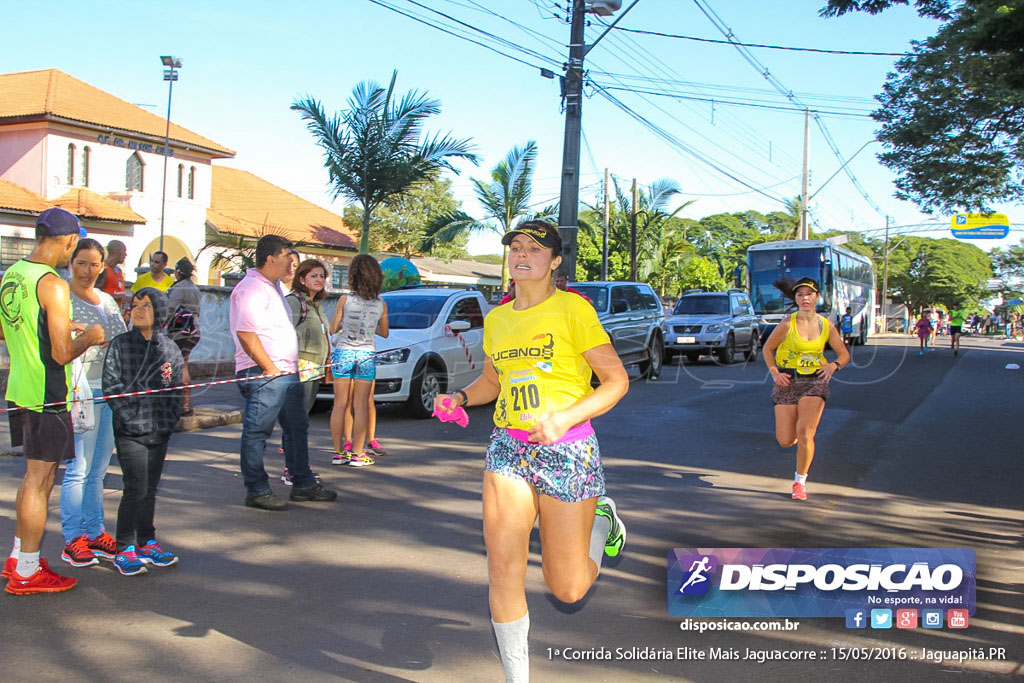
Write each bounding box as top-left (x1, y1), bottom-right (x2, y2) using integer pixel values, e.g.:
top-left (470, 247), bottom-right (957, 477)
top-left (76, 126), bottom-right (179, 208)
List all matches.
top-left (0, 69), bottom-right (234, 157)
top-left (0, 179), bottom-right (50, 214)
top-left (50, 189), bottom-right (146, 224)
top-left (207, 167), bottom-right (357, 250)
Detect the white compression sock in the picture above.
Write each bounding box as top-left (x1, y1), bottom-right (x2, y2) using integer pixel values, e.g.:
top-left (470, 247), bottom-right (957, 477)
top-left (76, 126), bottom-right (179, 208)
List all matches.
top-left (9, 536), bottom-right (20, 559)
top-left (492, 612), bottom-right (530, 683)
top-left (589, 515), bottom-right (611, 576)
top-left (16, 550), bottom-right (40, 577)
top-left (795, 472), bottom-right (808, 485)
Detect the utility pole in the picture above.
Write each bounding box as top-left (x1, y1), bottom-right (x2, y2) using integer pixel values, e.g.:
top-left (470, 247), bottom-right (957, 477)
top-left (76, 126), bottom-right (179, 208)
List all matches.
top-left (557, 0), bottom-right (586, 278)
top-left (881, 215), bottom-right (890, 333)
top-left (630, 178), bottom-right (638, 281)
top-left (799, 107), bottom-right (810, 240)
top-left (602, 167), bottom-right (610, 280)
top-left (557, 0), bottom-right (638, 279)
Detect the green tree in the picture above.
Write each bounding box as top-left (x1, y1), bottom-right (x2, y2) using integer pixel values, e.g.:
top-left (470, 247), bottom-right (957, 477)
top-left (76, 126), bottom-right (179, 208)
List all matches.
top-left (680, 257), bottom-right (727, 291)
top-left (343, 173), bottom-right (468, 259)
top-left (991, 239), bottom-right (1024, 282)
top-left (292, 71), bottom-right (478, 253)
top-left (822, 0), bottom-right (1024, 212)
top-left (421, 142), bottom-right (546, 287)
top-left (577, 177), bottom-right (692, 286)
top-left (882, 236), bottom-right (992, 310)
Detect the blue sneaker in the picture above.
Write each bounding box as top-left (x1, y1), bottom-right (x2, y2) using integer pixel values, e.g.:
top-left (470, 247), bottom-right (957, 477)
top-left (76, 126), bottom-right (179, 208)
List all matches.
top-left (137, 540), bottom-right (179, 568)
top-left (114, 546), bottom-right (148, 576)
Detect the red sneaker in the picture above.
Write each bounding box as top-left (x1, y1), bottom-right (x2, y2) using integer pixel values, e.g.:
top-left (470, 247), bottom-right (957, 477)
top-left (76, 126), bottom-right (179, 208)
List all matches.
top-left (62, 535), bottom-right (100, 567)
top-left (792, 482), bottom-right (808, 500)
top-left (1, 556), bottom-right (15, 579)
top-left (87, 531), bottom-right (117, 560)
top-left (5, 559), bottom-right (77, 595)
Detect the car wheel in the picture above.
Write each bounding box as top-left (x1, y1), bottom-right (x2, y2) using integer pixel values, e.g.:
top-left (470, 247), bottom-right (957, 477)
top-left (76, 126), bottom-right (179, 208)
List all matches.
top-left (639, 335), bottom-right (663, 380)
top-left (745, 331), bottom-right (759, 361)
top-left (715, 335), bottom-right (735, 365)
top-left (406, 363), bottom-right (443, 419)
top-left (685, 351), bottom-right (700, 364)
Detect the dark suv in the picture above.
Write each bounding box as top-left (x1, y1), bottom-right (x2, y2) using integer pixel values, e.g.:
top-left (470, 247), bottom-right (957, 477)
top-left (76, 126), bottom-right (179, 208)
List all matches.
top-left (569, 281), bottom-right (666, 379)
top-left (665, 289), bottom-right (758, 364)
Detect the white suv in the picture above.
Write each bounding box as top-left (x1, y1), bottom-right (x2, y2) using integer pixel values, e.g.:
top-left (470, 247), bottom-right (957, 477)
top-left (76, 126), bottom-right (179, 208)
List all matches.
top-left (319, 287), bottom-right (488, 418)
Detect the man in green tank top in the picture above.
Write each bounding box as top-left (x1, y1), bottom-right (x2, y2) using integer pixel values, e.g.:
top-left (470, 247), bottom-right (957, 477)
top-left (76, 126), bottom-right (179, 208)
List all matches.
top-left (0, 208), bottom-right (104, 595)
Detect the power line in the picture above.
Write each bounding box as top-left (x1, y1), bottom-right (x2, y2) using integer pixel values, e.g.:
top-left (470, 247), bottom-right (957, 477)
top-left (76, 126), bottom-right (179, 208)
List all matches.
top-left (692, 0), bottom-right (888, 219)
top-left (364, 0), bottom-right (558, 71)
top-left (584, 26), bottom-right (808, 206)
top-left (599, 23), bottom-right (909, 57)
top-left (595, 85), bottom-right (875, 118)
top-left (594, 88), bottom-right (790, 205)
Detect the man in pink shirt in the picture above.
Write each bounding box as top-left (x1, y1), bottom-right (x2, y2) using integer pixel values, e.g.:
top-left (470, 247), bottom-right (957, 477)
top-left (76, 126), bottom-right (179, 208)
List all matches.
top-left (230, 235), bottom-right (337, 511)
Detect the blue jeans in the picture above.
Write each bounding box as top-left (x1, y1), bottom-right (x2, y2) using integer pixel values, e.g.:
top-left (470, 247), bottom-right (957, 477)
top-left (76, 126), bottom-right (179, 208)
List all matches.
top-left (237, 368), bottom-right (315, 495)
top-left (60, 400), bottom-right (115, 544)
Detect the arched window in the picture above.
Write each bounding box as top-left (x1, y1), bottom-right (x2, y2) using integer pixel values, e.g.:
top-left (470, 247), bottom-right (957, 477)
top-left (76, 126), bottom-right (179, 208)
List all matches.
top-left (177, 164), bottom-right (184, 198)
top-left (126, 152), bottom-right (144, 191)
top-left (81, 146), bottom-right (90, 187)
top-left (67, 144), bottom-right (76, 185)
top-left (188, 166), bottom-right (196, 200)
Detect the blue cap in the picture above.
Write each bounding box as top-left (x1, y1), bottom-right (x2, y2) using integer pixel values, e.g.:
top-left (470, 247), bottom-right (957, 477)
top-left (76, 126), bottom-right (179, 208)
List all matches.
top-left (36, 207), bottom-right (82, 237)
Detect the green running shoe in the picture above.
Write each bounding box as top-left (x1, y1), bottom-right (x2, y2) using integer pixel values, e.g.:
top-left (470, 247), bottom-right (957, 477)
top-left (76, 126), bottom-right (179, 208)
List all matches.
top-left (595, 496), bottom-right (626, 557)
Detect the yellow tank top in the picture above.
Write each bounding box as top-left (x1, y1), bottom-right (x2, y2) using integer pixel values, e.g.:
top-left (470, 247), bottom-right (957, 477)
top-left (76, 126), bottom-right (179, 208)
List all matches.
top-left (775, 313), bottom-right (829, 374)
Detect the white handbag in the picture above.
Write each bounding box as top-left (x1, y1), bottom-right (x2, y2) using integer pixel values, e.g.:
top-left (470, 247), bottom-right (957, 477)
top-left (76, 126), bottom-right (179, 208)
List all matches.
top-left (70, 356), bottom-right (96, 434)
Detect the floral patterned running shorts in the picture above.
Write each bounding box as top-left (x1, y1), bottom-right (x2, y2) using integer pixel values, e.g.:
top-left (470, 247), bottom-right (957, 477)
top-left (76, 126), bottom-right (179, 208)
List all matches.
top-left (485, 428), bottom-right (605, 502)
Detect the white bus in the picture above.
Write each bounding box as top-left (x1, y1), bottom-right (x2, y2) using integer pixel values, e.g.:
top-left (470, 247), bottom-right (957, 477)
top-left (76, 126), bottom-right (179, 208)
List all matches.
top-left (746, 239), bottom-right (875, 345)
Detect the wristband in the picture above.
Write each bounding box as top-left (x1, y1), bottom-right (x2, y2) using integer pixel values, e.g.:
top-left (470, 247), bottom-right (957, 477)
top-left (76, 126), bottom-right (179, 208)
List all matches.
top-left (454, 389), bottom-right (468, 406)
top-left (832, 361), bottom-right (841, 371)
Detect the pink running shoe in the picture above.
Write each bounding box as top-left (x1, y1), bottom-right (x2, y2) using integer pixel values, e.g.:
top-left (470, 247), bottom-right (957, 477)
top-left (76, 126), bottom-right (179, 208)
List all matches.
top-left (792, 482), bottom-right (807, 500)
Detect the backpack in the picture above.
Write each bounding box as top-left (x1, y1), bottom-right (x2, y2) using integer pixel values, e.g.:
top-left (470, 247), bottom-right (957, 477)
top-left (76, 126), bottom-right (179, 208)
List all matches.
top-left (166, 306), bottom-right (199, 338)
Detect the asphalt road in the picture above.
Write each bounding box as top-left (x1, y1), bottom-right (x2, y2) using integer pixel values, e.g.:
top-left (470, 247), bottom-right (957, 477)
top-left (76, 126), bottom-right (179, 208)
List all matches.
top-left (0, 334), bottom-right (1021, 681)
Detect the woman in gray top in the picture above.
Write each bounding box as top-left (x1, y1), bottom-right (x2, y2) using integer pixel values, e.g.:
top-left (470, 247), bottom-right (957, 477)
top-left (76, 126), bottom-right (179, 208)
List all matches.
top-left (59, 238), bottom-right (128, 567)
top-left (166, 258), bottom-right (202, 415)
top-left (286, 259), bottom-right (331, 412)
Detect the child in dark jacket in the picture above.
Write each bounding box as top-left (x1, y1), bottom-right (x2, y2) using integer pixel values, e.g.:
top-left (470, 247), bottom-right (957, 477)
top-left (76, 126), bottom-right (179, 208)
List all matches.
top-left (102, 288), bottom-right (184, 576)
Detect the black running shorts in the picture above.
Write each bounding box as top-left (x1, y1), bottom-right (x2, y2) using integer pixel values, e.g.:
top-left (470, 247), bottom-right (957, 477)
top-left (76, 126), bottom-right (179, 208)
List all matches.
top-left (22, 410), bottom-right (74, 462)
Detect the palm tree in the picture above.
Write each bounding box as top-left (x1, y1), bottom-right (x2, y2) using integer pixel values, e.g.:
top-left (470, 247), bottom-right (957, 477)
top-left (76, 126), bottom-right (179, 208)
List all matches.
top-left (292, 71), bottom-right (478, 253)
top-left (779, 195), bottom-right (803, 239)
top-left (421, 142), bottom-right (543, 287)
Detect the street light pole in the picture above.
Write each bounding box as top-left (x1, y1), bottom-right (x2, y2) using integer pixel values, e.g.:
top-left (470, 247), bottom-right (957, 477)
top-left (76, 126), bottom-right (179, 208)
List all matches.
top-left (159, 55), bottom-right (182, 253)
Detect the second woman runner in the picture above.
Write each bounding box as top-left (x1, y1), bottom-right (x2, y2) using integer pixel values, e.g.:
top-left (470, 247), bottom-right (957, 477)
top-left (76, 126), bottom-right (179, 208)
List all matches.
top-left (435, 220), bottom-right (628, 683)
top-left (762, 277), bottom-right (850, 500)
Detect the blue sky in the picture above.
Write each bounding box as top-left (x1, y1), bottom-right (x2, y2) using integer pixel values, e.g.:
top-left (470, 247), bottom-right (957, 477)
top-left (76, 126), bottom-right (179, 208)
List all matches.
top-left (6, 1), bottom-right (1017, 253)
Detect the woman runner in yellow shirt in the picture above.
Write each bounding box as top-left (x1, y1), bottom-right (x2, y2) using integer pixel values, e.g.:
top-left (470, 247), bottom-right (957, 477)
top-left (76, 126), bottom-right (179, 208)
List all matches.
top-left (762, 277), bottom-right (850, 501)
top-left (435, 221), bottom-right (629, 683)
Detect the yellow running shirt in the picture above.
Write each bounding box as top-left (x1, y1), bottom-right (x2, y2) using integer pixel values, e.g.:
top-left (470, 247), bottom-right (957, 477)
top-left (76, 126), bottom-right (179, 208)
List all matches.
top-left (775, 313), bottom-right (830, 374)
top-left (484, 290), bottom-right (610, 430)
